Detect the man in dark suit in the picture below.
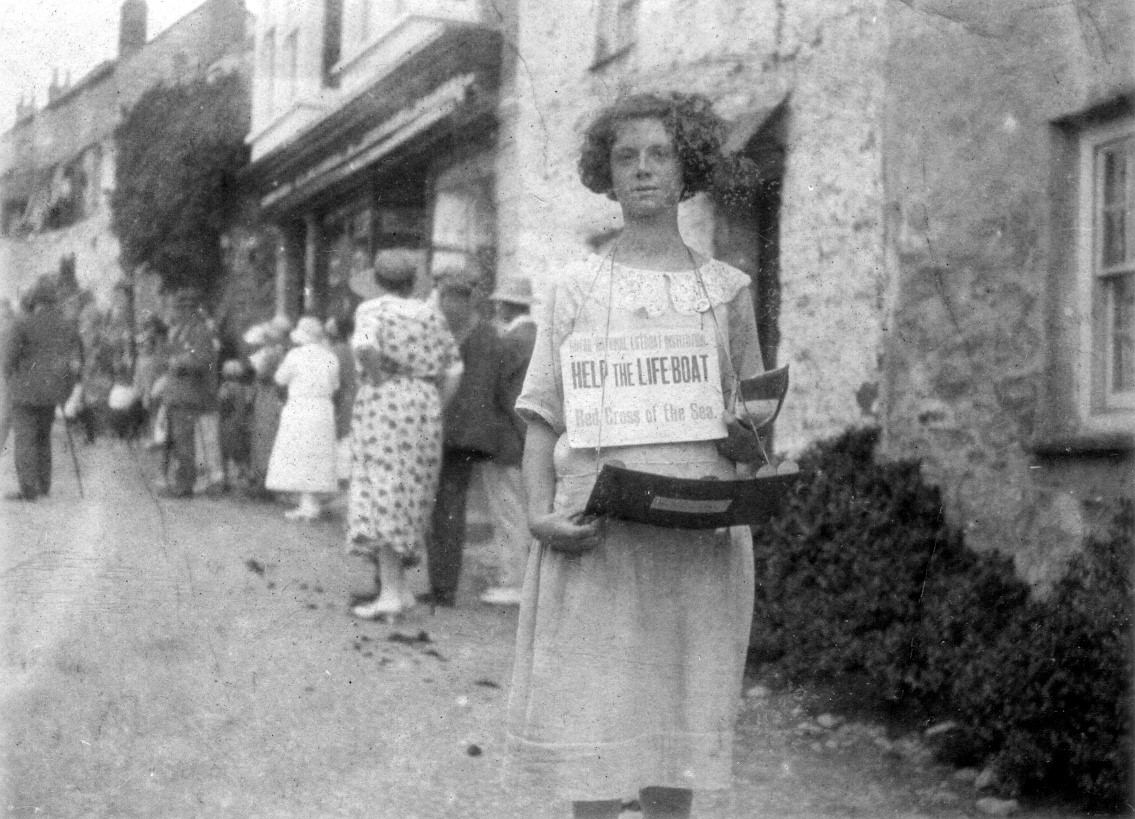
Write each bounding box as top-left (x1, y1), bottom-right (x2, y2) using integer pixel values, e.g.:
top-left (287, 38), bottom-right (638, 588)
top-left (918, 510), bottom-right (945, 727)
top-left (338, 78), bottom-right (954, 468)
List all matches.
top-left (4, 276), bottom-right (83, 501)
top-left (479, 278), bottom-right (538, 605)
top-left (160, 287), bottom-right (220, 498)
top-left (325, 242), bottom-right (365, 335)
top-left (424, 269), bottom-right (510, 608)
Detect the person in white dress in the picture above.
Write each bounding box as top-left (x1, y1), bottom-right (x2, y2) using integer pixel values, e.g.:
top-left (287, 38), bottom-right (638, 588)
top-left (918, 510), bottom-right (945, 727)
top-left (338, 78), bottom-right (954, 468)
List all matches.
top-left (505, 93), bottom-right (767, 819)
top-left (265, 316), bottom-right (340, 521)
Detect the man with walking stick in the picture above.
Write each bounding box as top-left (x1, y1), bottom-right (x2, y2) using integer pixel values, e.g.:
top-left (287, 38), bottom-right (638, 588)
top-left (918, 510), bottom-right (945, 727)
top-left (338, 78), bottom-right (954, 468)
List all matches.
top-left (3, 275), bottom-right (83, 502)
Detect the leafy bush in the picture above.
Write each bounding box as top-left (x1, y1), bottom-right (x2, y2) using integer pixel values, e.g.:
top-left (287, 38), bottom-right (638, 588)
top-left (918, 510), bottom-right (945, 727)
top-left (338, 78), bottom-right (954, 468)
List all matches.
top-left (750, 427), bottom-right (1133, 809)
top-left (111, 72), bottom-right (250, 295)
top-left (947, 502), bottom-right (1132, 810)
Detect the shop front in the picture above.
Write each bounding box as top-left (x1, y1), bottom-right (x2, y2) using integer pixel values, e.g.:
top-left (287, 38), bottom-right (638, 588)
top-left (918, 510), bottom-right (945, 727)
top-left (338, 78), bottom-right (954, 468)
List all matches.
top-left (246, 24), bottom-right (501, 324)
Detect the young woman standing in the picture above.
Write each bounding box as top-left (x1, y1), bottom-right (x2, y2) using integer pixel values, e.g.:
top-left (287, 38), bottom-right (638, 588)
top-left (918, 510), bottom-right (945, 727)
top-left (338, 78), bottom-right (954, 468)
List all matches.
top-left (505, 93), bottom-right (767, 818)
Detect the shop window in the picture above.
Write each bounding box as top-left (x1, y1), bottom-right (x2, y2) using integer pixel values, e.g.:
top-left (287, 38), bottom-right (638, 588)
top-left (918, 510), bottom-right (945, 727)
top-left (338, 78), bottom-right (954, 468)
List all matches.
top-left (430, 154), bottom-right (496, 288)
top-left (1079, 117), bottom-right (1135, 418)
top-left (594, 0), bottom-right (639, 67)
top-left (322, 200), bottom-right (373, 294)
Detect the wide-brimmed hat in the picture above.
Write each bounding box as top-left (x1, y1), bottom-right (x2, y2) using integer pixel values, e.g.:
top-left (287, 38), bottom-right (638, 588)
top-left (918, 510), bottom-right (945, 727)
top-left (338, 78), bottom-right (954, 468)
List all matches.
top-left (436, 267), bottom-right (483, 296)
top-left (373, 248), bottom-right (423, 287)
top-left (489, 277), bottom-right (534, 307)
top-left (290, 315), bottom-right (325, 346)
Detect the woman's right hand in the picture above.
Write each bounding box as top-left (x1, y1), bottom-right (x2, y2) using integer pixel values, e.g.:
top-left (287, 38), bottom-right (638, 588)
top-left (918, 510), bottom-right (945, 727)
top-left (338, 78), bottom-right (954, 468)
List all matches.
top-left (530, 509), bottom-right (604, 555)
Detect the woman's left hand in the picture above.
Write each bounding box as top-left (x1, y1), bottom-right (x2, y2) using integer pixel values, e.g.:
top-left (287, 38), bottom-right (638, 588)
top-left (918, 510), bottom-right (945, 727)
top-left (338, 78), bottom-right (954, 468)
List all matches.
top-left (715, 409), bottom-right (764, 464)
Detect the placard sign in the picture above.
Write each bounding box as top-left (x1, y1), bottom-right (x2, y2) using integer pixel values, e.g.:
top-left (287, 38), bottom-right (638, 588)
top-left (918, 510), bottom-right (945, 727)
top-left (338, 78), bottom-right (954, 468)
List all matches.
top-left (561, 328), bottom-right (727, 448)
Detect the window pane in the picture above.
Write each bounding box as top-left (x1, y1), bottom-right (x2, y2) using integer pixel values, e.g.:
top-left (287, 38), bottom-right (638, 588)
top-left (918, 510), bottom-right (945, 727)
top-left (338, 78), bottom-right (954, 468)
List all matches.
top-left (1103, 210), bottom-right (1127, 267)
top-left (1108, 273), bottom-right (1134, 394)
top-left (1102, 147), bottom-right (1127, 207)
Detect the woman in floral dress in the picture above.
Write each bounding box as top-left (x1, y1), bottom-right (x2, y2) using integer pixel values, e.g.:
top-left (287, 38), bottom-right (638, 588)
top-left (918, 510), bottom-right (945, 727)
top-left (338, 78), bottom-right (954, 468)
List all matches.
top-left (347, 249), bottom-right (461, 620)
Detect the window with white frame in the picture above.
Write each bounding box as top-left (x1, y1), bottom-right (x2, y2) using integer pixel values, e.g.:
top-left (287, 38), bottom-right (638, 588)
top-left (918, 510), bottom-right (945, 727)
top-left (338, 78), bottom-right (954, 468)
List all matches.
top-left (1080, 117), bottom-right (1135, 417)
top-left (594, 0), bottom-right (639, 65)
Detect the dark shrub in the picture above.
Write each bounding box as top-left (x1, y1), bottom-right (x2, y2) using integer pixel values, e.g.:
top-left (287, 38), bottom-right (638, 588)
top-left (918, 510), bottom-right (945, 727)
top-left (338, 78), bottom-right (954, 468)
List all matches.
top-left (751, 427), bottom-right (1027, 703)
top-left (750, 427), bottom-right (1132, 809)
top-left (948, 502), bottom-right (1132, 810)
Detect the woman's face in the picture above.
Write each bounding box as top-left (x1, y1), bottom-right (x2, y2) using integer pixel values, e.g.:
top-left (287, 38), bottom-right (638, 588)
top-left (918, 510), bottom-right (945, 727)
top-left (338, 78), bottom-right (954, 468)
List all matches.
top-left (609, 117), bottom-right (683, 218)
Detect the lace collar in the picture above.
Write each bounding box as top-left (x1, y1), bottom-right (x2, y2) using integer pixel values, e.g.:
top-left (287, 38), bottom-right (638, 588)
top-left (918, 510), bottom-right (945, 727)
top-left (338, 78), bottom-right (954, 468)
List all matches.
top-left (584, 254), bottom-right (750, 318)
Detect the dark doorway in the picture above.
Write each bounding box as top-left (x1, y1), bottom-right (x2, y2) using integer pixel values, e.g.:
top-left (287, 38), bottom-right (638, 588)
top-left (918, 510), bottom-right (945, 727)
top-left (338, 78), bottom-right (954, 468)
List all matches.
top-left (713, 104), bottom-right (787, 371)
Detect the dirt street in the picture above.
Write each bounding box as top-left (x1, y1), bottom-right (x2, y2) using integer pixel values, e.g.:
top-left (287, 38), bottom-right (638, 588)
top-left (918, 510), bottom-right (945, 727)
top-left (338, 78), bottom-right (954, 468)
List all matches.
top-left (0, 433), bottom-right (1083, 818)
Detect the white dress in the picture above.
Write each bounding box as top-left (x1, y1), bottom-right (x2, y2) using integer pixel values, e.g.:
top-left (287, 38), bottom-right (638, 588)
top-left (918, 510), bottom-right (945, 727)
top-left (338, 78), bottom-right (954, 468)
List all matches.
top-left (265, 343), bottom-right (340, 493)
top-left (505, 254), bottom-right (764, 801)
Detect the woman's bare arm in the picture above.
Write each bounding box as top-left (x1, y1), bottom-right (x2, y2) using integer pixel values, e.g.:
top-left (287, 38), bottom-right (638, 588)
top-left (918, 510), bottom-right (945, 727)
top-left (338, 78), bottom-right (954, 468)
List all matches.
top-left (523, 418), bottom-right (602, 553)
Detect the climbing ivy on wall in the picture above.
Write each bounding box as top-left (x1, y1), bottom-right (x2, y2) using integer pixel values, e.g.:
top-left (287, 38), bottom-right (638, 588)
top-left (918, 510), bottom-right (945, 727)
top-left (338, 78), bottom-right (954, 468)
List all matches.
top-left (111, 71), bottom-right (249, 294)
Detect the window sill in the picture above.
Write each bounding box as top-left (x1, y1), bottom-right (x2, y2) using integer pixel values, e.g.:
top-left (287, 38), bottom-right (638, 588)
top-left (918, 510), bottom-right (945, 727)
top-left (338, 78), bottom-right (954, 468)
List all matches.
top-left (1027, 429), bottom-right (1134, 457)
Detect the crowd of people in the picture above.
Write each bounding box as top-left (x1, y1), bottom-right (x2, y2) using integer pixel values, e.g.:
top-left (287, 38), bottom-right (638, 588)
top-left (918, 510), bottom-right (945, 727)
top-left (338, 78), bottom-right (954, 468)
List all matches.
top-left (0, 253), bottom-right (539, 616)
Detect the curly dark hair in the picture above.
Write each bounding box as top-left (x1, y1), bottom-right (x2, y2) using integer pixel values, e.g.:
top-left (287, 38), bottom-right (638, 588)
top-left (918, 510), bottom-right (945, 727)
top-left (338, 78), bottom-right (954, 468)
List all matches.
top-left (578, 92), bottom-right (727, 201)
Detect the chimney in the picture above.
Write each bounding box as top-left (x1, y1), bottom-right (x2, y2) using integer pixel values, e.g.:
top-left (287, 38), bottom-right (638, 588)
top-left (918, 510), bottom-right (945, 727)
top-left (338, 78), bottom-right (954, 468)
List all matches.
top-left (119, 0), bottom-right (147, 58)
top-left (47, 69), bottom-right (61, 102)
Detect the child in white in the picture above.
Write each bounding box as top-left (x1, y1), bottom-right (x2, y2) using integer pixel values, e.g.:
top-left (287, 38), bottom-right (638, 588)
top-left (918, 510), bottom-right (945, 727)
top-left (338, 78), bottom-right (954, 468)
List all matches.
top-left (265, 317), bottom-right (340, 520)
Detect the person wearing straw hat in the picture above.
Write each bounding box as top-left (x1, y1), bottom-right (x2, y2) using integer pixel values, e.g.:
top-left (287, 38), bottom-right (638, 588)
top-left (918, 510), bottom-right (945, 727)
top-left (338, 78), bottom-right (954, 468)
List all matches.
top-left (265, 315), bottom-right (340, 521)
top-left (245, 315), bottom-right (292, 499)
top-left (478, 277), bottom-right (538, 606)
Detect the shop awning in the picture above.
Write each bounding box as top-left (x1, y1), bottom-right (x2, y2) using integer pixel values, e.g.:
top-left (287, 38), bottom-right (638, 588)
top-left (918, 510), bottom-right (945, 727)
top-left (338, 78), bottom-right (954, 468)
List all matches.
top-left (247, 25), bottom-right (500, 216)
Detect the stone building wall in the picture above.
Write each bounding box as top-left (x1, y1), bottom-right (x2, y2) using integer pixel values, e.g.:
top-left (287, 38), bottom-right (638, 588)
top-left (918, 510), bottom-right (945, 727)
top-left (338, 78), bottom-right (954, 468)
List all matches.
top-left (881, 0), bottom-right (1134, 588)
top-left (503, 0), bottom-right (1131, 588)
top-left (500, 0), bottom-right (889, 453)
